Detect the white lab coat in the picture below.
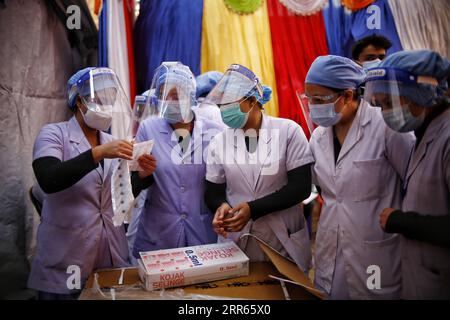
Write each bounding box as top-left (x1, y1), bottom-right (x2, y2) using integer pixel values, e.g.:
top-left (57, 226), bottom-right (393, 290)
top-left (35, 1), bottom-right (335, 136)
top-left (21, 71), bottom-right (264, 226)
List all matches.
top-left (400, 108), bottom-right (450, 299)
top-left (310, 100), bottom-right (415, 299)
top-left (206, 114), bottom-right (314, 273)
top-left (192, 102), bottom-right (226, 128)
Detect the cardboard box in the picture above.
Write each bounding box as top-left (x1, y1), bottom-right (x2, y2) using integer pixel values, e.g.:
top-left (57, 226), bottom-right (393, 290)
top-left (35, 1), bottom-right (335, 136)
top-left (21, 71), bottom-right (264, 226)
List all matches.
top-left (138, 242), bottom-right (249, 291)
top-left (80, 262), bottom-right (317, 300)
top-left (80, 236), bottom-right (325, 300)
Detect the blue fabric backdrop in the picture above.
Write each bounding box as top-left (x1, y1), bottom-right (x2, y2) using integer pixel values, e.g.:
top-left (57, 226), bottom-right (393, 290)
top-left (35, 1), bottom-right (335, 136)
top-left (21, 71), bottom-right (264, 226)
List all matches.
top-left (133, 0), bottom-right (204, 94)
top-left (322, 0), bottom-right (402, 58)
top-left (98, 0), bottom-right (108, 67)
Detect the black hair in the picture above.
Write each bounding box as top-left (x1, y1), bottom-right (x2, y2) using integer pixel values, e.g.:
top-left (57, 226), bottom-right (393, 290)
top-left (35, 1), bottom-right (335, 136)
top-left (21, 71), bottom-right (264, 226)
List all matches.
top-left (351, 34), bottom-right (392, 60)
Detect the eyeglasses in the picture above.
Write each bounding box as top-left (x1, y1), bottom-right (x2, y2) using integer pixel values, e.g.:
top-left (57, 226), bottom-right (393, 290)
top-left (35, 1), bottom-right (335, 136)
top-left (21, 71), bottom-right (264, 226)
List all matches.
top-left (301, 92), bottom-right (343, 104)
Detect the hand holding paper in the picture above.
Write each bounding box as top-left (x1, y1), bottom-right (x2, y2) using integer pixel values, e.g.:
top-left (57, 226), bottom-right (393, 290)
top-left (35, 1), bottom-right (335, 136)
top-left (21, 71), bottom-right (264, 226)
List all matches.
top-left (128, 140), bottom-right (155, 172)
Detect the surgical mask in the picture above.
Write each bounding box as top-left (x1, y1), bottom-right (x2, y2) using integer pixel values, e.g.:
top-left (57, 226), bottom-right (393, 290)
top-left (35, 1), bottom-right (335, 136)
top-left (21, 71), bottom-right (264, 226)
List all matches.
top-left (80, 102), bottom-right (113, 131)
top-left (362, 59), bottom-right (382, 71)
top-left (309, 96), bottom-right (343, 127)
top-left (161, 101), bottom-right (193, 124)
top-left (382, 104), bottom-right (425, 132)
top-left (220, 103), bottom-right (253, 129)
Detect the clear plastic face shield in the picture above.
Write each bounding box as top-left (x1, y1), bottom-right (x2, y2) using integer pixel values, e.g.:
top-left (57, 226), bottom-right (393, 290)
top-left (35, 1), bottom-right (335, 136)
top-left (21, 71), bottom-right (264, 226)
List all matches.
top-left (204, 64), bottom-right (263, 107)
top-left (132, 91), bottom-right (158, 137)
top-left (297, 91), bottom-right (316, 137)
top-left (75, 68), bottom-right (132, 139)
top-left (147, 62), bottom-right (196, 124)
top-left (364, 68), bottom-right (439, 132)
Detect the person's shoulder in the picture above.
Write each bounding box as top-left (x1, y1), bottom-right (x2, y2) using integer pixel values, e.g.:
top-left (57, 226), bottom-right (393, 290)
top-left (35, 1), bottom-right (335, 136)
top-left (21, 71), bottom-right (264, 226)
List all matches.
top-left (310, 125), bottom-right (326, 143)
top-left (140, 117), bottom-right (166, 131)
top-left (38, 120), bottom-right (71, 138)
top-left (201, 116), bottom-right (225, 131)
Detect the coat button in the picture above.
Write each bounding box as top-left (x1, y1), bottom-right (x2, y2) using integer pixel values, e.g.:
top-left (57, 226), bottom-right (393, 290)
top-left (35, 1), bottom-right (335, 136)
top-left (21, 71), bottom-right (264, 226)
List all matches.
top-left (180, 186), bottom-right (186, 192)
top-left (181, 214), bottom-right (187, 220)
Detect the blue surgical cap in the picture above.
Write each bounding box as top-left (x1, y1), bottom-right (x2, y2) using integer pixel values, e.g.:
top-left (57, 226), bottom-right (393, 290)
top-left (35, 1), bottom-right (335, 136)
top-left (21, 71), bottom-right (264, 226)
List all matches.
top-left (247, 85), bottom-right (272, 105)
top-left (196, 71), bottom-right (223, 99)
top-left (379, 50), bottom-right (450, 106)
top-left (306, 55), bottom-right (366, 89)
top-left (67, 67), bottom-right (95, 110)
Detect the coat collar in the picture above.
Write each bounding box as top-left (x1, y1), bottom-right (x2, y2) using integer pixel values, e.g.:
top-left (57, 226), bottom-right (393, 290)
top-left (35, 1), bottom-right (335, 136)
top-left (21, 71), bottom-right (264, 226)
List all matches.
top-left (231, 113), bottom-right (274, 190)
top-left (68, 116), bottom-right (111, 180)
top-left (317, 100), bottom-right (372, 167)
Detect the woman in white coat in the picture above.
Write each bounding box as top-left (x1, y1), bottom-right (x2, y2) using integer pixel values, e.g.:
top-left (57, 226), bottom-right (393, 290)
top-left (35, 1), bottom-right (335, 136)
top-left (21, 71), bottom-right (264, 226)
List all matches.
top-left (204, 64), bottom-right (313, 273)
top-left (305, 55), bottom-right (415, 299)
top-left (365, 50), bottom-right (450, 299)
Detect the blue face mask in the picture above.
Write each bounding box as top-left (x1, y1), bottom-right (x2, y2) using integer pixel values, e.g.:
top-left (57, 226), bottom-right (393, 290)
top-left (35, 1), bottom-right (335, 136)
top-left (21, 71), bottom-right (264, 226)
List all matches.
top-left (382, 104), bottom-right (425, 132)
top-left (309, 96), bottom-right (343, 127)
top-left (220, 102), bottom-right (253, 129)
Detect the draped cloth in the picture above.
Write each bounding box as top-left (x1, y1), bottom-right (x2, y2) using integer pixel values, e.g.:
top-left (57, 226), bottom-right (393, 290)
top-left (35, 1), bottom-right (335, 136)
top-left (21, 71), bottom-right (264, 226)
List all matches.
top-left (341, 0), bottom-right (375, 11)
top-left (278, 0), bottom-right (327, 15)
top-left (267, 0), bottom-right (328, 138)
top-left (201, 0), bottom-right (279, 116)
top-left (388, 0), bottom-right (450, 58)
top-left (223, 0), bottom-right (263, 14)
top-left (134, 0), bottom-right (203, 94)
top-left (322, 0), bottom-right (402, 58)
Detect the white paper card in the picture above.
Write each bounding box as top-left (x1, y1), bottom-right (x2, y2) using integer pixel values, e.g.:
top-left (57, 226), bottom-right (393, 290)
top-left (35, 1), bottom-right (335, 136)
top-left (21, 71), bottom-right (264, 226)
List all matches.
top-left (129, 140), bottom-right (154, 171)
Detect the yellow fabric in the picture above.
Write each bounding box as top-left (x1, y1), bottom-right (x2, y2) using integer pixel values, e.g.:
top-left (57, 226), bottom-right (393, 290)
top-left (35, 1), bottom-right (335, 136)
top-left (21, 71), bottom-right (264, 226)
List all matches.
top-left (201, 0), bottom-right (279, 116)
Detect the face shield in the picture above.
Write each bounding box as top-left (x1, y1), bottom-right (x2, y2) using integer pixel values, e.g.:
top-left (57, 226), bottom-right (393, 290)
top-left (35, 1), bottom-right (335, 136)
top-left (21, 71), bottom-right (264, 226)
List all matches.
top-left (75, 68), bottom-right (132, 139)
top-left (147, 62), bottom-right (196, 124)
top-left (131, 91), bottom-right (159, 137)
top-left (364, 68), bottom-right (439, 132)
top-left (204, 64), bottom-right (263, 107)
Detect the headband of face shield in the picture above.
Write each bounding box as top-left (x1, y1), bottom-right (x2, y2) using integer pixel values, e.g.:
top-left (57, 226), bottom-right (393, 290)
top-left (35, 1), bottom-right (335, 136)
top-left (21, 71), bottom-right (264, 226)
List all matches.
top-left (204, 64), bottom-right (264, 107)
top-left (148, 62), bottom-right (196, 124)
top-left (364, 67), bottom-right (445, 109)
top-left (71, 68), bottom-right (132, 135)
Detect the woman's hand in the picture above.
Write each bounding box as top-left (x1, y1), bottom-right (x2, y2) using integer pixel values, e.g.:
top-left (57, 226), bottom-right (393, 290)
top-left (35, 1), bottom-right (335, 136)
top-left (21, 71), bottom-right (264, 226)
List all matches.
top-left (137, 154), bottom-right (157, 178)
top-left (212, 203), bottom-right (233, 238)
top-left (222, 202), bottom-right (251, 233)
top-left (92, 140), bottom-right (133, 162)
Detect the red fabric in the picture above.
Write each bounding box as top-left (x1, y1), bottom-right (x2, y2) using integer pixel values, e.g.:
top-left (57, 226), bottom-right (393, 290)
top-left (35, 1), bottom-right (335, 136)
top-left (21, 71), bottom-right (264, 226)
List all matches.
top-left (123, 0), bottom-right (136, 106)
top-left (267, 0), bottom-right (328, 139)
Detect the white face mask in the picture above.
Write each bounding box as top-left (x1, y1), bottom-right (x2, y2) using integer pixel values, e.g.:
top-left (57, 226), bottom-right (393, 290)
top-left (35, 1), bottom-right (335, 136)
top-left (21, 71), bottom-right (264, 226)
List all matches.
top-left (80, 102), bottom-right (113, 131)
top-left (362, 59), bottom-right (382, 70)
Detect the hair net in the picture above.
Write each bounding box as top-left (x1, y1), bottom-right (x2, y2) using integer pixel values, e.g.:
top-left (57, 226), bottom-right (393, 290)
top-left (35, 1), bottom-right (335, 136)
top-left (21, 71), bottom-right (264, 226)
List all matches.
top-left (306, 55), bottom-right (366, 90)
top-left (377, 50), bottom-right (450, 106)
top-left (67, 67), bottom-right (95, 110)
top-left (247, 85), bottom-right (272, 105)
top-left (196, 71), bottom-right (223, 99)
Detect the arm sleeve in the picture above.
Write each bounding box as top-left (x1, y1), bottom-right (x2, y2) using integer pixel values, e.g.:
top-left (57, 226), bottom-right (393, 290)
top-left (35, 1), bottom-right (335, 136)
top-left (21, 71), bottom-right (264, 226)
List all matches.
top-left (384, 127), bottom-right (416, 179)
top-left (386, 210), bottom-right (450, 249)
top-left (131, 171), bottom-right (154, 198)
top-left (248, 164), bottom-right (312, 220)
top-left (33, 150), bottom-right (99, 194)
top-left (204, 180), bottom-right (227, 213)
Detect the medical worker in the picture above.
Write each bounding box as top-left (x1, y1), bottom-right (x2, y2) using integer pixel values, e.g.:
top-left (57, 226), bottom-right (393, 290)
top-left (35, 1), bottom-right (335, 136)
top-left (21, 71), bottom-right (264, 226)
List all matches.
top-left (305, 55), bottom-right (415, 299)
top-left (204, 64), bottom-right (313, 273)
top-left (192, 71), bottom-right (225, 126)
top-left (131, 62), bottom-right (223, 258)
top-left (364, 50), bottom-right (450, 299)
top-left (29, 67), bottom-right (131, 299)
